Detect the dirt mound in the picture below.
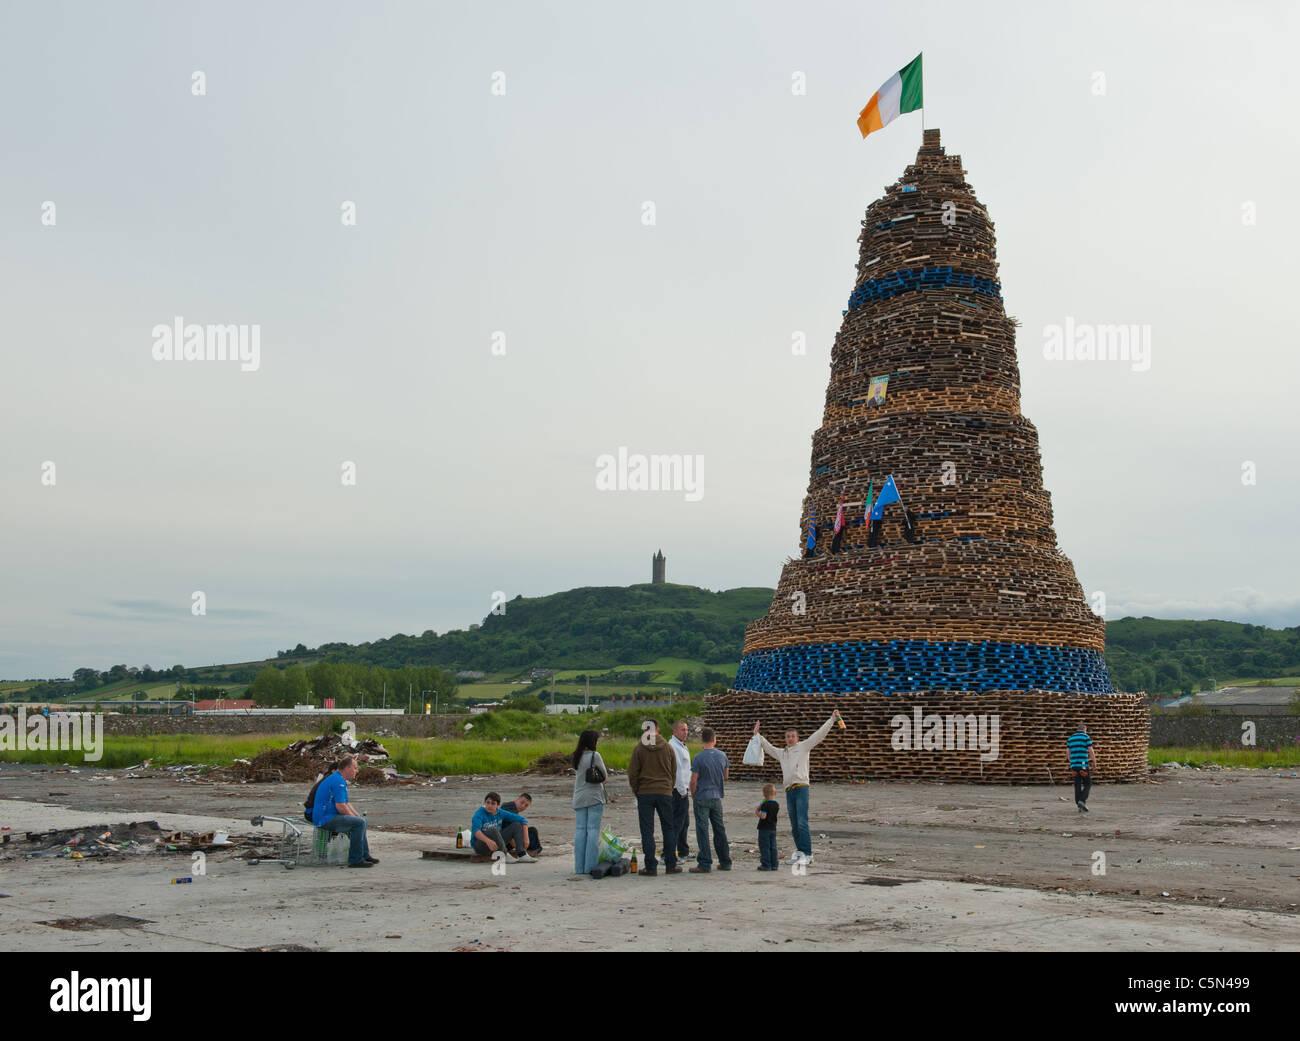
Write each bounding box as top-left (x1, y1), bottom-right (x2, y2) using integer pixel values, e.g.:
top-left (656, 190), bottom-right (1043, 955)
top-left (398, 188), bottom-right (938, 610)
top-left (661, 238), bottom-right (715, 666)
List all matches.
top-left (216, 735), bottom-right (393, 784)
top-left (527, 751), bottom-right (574, 776)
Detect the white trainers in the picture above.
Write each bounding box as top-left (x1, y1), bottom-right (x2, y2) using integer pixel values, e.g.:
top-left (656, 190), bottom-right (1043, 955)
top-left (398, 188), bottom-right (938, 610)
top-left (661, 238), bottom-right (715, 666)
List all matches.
top-left (512, 853), bottom-right (537, 863)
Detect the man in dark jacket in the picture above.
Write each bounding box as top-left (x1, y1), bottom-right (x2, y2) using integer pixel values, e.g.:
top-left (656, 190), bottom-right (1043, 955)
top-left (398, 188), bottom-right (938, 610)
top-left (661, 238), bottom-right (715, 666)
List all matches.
top-left (627, 719), bottom-right (678, 876)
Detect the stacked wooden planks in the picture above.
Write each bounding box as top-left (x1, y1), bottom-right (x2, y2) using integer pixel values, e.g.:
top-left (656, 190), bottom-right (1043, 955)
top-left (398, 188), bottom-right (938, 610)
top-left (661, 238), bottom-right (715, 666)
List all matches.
top-left (708, 690), bottom-right (1148, 785)
top-left (714, 128), bottom-right (1148, 782)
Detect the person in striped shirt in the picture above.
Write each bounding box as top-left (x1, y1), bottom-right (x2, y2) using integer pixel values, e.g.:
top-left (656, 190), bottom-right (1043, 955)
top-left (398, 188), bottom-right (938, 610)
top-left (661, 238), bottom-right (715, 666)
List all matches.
top-left (1067, 725), bottom-right (1098, 812)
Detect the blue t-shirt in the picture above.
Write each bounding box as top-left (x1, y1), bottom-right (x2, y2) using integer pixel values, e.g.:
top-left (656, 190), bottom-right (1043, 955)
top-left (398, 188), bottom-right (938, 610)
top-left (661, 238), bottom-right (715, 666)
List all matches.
top-left (1067, 731), bottom-right (1093, 769)
top-left (471, 806), bottom-right (526, 836)
top-left (691, 748), bottom-right (729, 800)
top-left (312, 772), bottom-right (348, 826)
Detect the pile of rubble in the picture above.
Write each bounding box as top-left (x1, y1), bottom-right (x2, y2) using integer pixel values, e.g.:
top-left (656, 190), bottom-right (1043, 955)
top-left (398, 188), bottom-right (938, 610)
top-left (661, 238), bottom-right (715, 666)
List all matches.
top-left (527, 751), bottom-right (575, 776)
top-left (9, 820), bottom-right (243, 860)
top-left (215, 734), bottom-right (395, 784)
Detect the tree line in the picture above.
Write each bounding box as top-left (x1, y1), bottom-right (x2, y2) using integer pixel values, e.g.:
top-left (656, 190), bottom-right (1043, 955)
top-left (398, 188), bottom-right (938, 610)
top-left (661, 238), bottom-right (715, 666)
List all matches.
top-left (247, 661), bottom-right (458, 710)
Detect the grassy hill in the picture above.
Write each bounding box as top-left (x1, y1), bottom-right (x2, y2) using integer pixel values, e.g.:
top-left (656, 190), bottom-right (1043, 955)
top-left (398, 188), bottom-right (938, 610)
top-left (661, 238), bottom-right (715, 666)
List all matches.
top-left (314, 584), bottom-right (774, 673)
top-left (7, 583), bottom-right (1299, 703)
top-left (1104, 617), bottom-right (1300, 695)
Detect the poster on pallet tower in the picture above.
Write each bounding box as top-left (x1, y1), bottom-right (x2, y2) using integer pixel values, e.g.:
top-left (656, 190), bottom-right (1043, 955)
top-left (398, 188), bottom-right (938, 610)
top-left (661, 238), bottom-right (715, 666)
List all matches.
top-left (867, 375), bottom-right (889, 406)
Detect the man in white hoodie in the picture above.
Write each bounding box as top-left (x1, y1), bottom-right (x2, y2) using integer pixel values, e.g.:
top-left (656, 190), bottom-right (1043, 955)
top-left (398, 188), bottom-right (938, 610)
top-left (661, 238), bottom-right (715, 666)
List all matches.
top-left (668, 719), bottom-right (692, 861)
top-left (753, 709), bottom-right (840, 865)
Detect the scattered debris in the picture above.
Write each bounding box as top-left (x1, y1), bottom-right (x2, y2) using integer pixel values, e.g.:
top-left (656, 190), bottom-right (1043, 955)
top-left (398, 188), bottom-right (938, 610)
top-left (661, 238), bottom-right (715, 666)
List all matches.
top-left (211, 735), bottom-right (393, 784)
top-left (18, 821), bottom-right (165, 859)
top-left (13, 821), bottom-right (248, 859)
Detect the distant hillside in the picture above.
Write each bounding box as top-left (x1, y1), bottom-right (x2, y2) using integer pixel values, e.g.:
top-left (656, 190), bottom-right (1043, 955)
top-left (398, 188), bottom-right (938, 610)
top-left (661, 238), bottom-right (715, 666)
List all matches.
top-left (314, 584), bottom-right (776, 672)
top-left (1104, 616), bottom-right (1300, 695)
top-left (10, 585), bottom-right (1299, 703)
top-left (311, 591), bottom-right (1298, 696)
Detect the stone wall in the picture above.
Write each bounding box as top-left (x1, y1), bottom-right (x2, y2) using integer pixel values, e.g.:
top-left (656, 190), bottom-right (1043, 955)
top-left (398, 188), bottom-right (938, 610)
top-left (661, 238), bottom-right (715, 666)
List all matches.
top-left (101, 714), bottom-right (465, 739)
top-left (1149, 715), bottom-right (1299, 750)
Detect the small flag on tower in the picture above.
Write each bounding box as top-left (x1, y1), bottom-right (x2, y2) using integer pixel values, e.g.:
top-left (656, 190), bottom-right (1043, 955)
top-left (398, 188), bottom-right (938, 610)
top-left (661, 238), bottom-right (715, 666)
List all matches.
top-left (857, 54), bottom-right (923, 139)
top-left (804, 502), bottom-right (816, 556)
top-left (869, 475), bottom-right (902, 520)
top-left (830, 491), bottom-right (847, 553)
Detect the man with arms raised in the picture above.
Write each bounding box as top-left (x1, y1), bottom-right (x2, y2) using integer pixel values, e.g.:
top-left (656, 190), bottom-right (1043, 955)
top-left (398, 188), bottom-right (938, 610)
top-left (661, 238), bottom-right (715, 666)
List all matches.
top-left (753, 709), bottom-right (841, 866)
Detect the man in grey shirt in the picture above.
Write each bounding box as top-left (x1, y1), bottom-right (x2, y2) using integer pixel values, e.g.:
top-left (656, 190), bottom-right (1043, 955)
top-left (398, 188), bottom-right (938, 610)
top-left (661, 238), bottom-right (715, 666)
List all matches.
top-left (688, 727), bottom-right (731, 873)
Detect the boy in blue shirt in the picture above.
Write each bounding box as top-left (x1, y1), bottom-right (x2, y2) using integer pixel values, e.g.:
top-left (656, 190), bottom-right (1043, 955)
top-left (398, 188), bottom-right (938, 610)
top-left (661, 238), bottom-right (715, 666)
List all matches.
top-left (471, 792), bottom-right (535, 862)
top-left (1066, 725), bottom-right (1097, 812)
top-left (312, 756), bottom-right (376, 867)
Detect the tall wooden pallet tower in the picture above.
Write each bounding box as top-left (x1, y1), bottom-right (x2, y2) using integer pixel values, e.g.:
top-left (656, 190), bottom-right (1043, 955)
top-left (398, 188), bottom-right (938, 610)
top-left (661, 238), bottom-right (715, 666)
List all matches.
top-left (707, 130), bottom-right (1148, 784)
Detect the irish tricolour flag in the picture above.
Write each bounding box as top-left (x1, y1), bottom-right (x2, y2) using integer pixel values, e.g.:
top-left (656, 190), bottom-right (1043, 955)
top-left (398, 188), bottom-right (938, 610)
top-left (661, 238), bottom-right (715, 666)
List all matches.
top-left (857, 54), bottom-right (923, 139)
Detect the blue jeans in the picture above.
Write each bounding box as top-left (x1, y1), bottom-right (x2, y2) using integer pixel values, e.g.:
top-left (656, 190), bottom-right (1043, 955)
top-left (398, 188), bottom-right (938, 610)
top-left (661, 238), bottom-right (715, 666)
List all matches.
top-left (322, 814), bottom-right (370, 865)
top-left (758, 830), bottom-right (778, 869)
top-left (693, 797), bottom-right (731, 870)
top-left (635, 793), bottom-right (676, 871)
top-left (785, 785), bottom-right (811, 857)
top-left (574, 803), bottom-right (605, 874)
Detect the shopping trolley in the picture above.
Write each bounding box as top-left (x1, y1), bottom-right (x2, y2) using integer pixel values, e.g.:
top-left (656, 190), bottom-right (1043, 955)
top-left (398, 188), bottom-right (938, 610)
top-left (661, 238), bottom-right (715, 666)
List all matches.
top-left (247, 815), bottom-right (350, 868)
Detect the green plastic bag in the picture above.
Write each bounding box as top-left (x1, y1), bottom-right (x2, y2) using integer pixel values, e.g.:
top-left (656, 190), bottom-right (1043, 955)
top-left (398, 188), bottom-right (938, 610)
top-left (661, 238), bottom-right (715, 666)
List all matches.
top-left (596, 829), bottom-right (629, 864)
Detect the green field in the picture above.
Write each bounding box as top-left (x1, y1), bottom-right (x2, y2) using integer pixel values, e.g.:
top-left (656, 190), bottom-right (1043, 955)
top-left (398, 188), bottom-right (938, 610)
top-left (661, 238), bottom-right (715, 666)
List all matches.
top-left (0, 733), bottom-right (319, 769)
top-left (5, 730), bottom-right (1299, 774)
top-left (0, 733), bottom-right (641, 775)
top-left (1148, 747), bottom-right (1300, 768)
top-left (1218, 676), bottom-right (1300, 688)
top-left (0, 682), bottom-right (36, 694)
top-left (26, 680), bottom-right (251, 704)
top-left (549, 657), bottom-right (737, 685)
top-left (462, 681), bottom-right (683, 704)
top-left (386, 737), bottom-right (639, 774)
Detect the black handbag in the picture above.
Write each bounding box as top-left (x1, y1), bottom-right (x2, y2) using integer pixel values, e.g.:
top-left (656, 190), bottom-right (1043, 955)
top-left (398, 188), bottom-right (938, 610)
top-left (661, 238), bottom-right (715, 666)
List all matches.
top-left (584, 750), bottom-right (607, 784)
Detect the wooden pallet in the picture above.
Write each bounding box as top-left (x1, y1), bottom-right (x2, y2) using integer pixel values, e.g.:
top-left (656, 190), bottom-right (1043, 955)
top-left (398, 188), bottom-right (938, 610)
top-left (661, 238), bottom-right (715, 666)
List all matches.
top-left (705, 690), bottom-right (1149, 785)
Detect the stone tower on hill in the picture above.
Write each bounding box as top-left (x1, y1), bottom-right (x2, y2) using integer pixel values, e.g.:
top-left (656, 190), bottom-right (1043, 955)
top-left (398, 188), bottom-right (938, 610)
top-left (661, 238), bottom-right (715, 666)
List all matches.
top-left (706, 129), bottom-right (1147, 783)
top-left (652, 549), bottom-right (666, 584)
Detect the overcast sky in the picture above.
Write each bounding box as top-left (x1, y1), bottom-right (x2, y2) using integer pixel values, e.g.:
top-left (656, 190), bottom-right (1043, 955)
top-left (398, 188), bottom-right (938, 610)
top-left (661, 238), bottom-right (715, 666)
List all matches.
top-left (2, 1), bottom-right (1297, 678)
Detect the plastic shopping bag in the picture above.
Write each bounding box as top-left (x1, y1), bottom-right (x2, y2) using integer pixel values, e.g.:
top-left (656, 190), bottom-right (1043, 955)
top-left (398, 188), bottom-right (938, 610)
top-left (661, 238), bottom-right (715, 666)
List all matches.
top-left (742, 734), bottom-right (765, 766)
top-left (596, 829), bottom-right (630, 864)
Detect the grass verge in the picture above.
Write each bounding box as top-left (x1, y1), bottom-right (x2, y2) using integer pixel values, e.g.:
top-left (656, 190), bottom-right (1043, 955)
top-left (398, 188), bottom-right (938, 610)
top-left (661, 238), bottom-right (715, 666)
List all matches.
top-left (1148, 746), bottom-right (1300, 768)
top-left (0, 733), bottom-right (318, 770)
top-left (0, 733), bottom-right (645, 775)
top-left (384, 738), bottom-right (639, 775)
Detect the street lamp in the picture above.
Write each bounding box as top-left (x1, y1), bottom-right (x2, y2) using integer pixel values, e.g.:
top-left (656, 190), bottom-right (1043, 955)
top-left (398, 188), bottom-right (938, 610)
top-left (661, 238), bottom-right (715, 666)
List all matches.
top-left (422, 690), bottom-right (432, 716)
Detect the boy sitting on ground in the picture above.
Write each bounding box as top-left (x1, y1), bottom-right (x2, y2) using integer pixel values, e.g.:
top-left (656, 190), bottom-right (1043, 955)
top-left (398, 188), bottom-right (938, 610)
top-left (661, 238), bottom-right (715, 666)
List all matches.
top-left (501, 793), bottom-right (542, 856)
top-left (471, 792), bottom-right (536, 863)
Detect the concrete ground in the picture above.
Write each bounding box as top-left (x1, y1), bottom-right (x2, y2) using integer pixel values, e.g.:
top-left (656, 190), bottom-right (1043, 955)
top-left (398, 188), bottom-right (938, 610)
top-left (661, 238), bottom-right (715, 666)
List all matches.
top-left (1, 762), bottom-right (1296, 951)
